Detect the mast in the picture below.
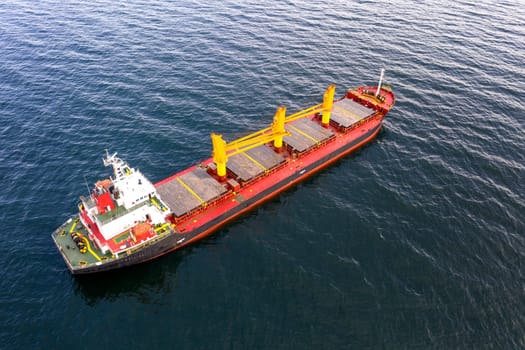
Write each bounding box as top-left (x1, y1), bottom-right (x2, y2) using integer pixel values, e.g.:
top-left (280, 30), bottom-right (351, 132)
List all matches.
top-left (375, 68), bottom-right (385, 97)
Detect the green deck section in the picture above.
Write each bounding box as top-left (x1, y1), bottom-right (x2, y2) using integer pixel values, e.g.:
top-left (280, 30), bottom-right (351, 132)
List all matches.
top-left (92, 195), bottom-right (166, 225)
top-left (95, 203), bottom-right (128, 223)
top-left (114, 232), bottom-right (131, 244)
top-left (52, 217), bottom-right (112, 268)
top-left (53, 215), bottom-right (177, 271)
top-left (96, 201), bottom-right (144, 224)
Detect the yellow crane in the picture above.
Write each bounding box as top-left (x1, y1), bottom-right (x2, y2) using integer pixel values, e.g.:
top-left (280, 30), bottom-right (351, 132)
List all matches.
top-left (211, 85), bottom-right (336, 178)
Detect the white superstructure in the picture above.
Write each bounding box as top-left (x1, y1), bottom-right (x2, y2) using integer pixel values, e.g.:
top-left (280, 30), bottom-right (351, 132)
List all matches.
top-left (79, 151), bottom-right (171, 252)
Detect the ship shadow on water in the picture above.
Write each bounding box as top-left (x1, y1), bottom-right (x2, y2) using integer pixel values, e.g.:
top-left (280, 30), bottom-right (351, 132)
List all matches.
top-left (71, 250), bottom-right (191, 306)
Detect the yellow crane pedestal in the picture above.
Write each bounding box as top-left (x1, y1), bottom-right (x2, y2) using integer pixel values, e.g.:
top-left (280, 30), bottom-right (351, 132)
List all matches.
top-left (321, 84), bottom-right (336, 127)
top-left (211, 85), bottom-right (336, 179)
top-left (211, 133), bottom-right (227, 179)
top-left (272, 106), bottom-right (286, 152)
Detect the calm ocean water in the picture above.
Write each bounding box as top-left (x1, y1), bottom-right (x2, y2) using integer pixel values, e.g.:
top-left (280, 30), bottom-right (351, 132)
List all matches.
top-left (1, 0), bottom-right (524, 348)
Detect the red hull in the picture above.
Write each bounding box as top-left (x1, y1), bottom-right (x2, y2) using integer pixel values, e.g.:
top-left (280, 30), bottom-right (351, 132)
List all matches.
top-left (55, 84), bottom-right (395, 274)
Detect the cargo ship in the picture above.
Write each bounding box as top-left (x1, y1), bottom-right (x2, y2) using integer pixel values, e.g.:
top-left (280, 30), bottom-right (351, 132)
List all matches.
top-left (52, 70), bottom-right (395, 274)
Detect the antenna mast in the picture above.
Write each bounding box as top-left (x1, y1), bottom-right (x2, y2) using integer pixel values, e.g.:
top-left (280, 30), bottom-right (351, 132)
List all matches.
top-left (375, 68), bottom-right (385, 97)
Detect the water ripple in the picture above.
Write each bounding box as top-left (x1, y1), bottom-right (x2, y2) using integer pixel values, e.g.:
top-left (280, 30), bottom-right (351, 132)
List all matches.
top-left (1, 0), bottom-right (524, 348)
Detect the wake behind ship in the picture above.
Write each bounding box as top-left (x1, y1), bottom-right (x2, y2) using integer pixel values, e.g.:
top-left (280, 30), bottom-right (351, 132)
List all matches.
top-left (52, 71), bottom-right (395, 274)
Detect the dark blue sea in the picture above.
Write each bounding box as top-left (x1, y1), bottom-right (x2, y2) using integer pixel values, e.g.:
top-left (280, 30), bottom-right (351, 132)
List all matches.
top-left (1, 0), bottom-right (524, 348)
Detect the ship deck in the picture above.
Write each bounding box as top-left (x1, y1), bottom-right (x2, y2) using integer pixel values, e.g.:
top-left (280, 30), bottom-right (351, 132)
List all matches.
top-left (157, 167), bottom-right (228, 217)
top-left (52, 218), bottom-right (111, 268)
top-left (227, 144), bottom-right (285, 182)
top-left (284, 117), bottom-right (334, 152)
top-left (331, 98), bottom-right (375, 127)
top-left (155, 95), bottom-right (385, 220)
